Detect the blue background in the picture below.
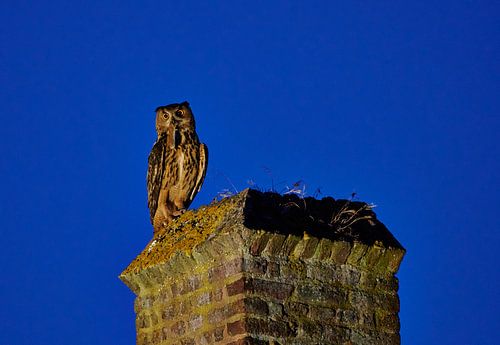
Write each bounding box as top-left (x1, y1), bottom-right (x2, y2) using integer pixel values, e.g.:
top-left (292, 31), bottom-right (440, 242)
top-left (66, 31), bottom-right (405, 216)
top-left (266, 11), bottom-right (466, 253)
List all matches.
top-left (1, 1), bottom-right (498, 344)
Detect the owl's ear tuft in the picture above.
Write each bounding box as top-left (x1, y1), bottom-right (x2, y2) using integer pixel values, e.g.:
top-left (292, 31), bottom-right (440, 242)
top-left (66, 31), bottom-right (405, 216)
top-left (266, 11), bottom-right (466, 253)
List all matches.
top-left (181, 101), bottom-right (190, 107)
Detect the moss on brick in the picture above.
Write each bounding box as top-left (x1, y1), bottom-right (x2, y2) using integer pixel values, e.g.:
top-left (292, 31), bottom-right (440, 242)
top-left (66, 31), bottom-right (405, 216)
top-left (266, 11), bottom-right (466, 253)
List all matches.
top-left (121, 192), bottom-right (246, 276)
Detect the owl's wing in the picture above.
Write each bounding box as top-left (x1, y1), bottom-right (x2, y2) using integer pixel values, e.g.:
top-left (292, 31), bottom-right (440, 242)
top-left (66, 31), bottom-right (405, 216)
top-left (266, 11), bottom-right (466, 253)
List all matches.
top-left (147, 136), bottom-right (167, 224)
top-left (189, 143), bottom-right (208, 204)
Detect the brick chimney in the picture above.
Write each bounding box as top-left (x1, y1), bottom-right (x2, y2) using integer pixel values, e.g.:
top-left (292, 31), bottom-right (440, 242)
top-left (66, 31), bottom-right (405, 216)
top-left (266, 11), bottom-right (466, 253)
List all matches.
top-left (120, 189), bottom-right (405, 345)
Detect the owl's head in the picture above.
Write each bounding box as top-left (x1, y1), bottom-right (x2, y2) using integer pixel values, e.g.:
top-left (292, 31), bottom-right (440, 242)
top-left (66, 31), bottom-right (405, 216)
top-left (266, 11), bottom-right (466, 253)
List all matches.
top-left (155, 101), bottom-right (195, 136)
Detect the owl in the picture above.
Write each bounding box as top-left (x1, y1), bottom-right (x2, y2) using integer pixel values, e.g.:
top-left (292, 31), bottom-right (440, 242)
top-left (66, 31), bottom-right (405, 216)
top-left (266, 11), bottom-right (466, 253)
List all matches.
top-left (147, 101), bottom-right (208, 234)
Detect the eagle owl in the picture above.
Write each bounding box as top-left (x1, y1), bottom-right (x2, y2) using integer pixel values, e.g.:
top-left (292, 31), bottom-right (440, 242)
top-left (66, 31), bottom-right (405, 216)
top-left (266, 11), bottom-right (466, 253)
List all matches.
top-left (147, 101), bottom-right (208, 234)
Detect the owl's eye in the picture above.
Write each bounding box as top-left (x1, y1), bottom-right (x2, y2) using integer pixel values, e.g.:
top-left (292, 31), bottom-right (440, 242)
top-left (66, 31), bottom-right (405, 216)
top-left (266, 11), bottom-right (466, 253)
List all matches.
top-left (175, 109), bottom-right (183, 117)
top-left (162, 112), bottom-right (169, 119)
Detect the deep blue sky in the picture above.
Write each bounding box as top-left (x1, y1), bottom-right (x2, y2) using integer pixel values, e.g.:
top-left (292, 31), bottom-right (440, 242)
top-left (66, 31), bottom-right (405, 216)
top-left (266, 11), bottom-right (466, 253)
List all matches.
top-left (1, 1), bottom-right (498, 344)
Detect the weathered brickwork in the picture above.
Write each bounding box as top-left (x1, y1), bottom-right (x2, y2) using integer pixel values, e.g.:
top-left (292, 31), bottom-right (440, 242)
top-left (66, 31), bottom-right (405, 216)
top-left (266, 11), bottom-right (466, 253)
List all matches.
top-left (237, 239), bottom-right (402, 344)
top-left (132, 257), bottom-right (251, 345)
top-left (121, 189), bottom-right (405, 345)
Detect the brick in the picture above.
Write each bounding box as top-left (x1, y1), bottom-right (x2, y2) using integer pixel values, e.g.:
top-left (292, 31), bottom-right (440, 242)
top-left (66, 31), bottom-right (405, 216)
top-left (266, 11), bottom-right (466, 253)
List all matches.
top-left (226, 257), bottom-right (244, 275)
top-left (378, 331), bottom-right (401, 344)
top-left (358, 271), bottom-right (377, 290)
top-left (306, 263), bottom-right (337, 282)
top-left (228, 298), bottom-right (246, 315)
top-left (250, 233), bottom-right (272, 256)
top-left (208, 306), bottom-right (227, 324)
top-left (386, 249), bottom-right (405, 274)
top-left (349, 290), bottom-right (400, 313)
top-left (163, 326), bottom-right (173, 338)
top-left (363, 245), bottom-right (384, 271)
top-left (347, 242), bottom-right (368, 266)
top-left (247, 317), bottom-right (294, 338)
top-left (136, 296), bottom-right (153, 313)
top-left (262, 234), bottom-right (286, 256)
top-left (226, 337), bottom-right (271, 345)
top-left (279, 261), bottom-right (306, 280)
top-left (349, 290), bottom-right (375, 312)
top-left (150, 312), bottom-right (159, 327)
top-left (180, 338), bottom-right (195, 345)
top-left (268, 301), bottom-right (284, 317)
top-left (279, 235), bottom-right (301, 257)
top-left (197, 291), bottom-right (210, 306)
top-left (171, 282), bottom-right (180, 296)
top-left (359, 312), bottom-right (376, 330)
top-left (158, 290), bottom-right (173, 306)
top-left (339, 309), bottom-right (358, 326)
top-left (250, 279), bottom-right (294, 301)
top-left (313, 239), bottom-right (334, 260)
top-left (339, 265), bottom-right (361, 286)
top-left (244, 297), bottom-right (269, 316)
top-left (376, 276), bottom-right (399, 293)
top-left (152, 329), bottom-right (163, 343)
top-left (286, 337), bottom-right (311, 344)
top-left (214, 326), bottom-right (224, 341)
top-left (134, 298), bottom-right (142, 314)
top-left (226, 276), bottom-right (247, 296)
top-left (330, 241), bottom-right (352, 264)
top-left (200, 331), bottom-right (213, 345)
top-left (285, 302), bottom-right (309, 316)
top-left (308, 305), bottom-right (337, 323)
top-left (323, 325), bottom-right (350, 343)
top-left (374, 292), bottom-right (400, 313)
top-left (171, 320), bottom-right (186, 336)
top-left (291, 239), bottom-right (307, 259)
top-left (243, 257), bottom-right (267, 274)
top-left (266, 261), bottom-right (280, 276)
top-left (188, 314), bottom-right (203, 331)
top-left (208, 265), bottom-right (225, 283)
top-left (179, 299), bottom-right (191, 315)
top-left (208, 258), bottom-right (243, 283)
top-left (162, 304), bottom-right (178, 320)
top-left (350, 330), bottom-right (374, 344)
top-left (227, 319), bottom-right (247, 336)
top-left (181, 275), bottom-right (201, 293)
top-left (301, 237), bottom-right (320, 259)
top-left (136, 332), bottom-right (149, 345)
top-left (375, 312), bottom-right (400, 332)
top-left (211, 288), bottom-right (223, 302)
top-left (136, 313), bottom-right (151, 329)
top-left (295, 283), bottom-right (344, 306)
top-left (298, 319), bottom-right (323, 337)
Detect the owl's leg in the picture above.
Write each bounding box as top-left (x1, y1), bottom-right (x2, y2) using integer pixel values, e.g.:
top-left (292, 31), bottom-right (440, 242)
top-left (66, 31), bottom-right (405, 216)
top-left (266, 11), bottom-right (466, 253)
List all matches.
top-left (172, 197), bottom-right (188, 217)
top-left (153, 190), bottom-right (176, 234)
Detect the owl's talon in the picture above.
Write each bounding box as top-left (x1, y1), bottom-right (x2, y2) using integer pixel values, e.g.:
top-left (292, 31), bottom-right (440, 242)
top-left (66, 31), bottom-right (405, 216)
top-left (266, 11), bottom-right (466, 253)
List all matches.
top-left (173, 209), bottom-right (186, 217)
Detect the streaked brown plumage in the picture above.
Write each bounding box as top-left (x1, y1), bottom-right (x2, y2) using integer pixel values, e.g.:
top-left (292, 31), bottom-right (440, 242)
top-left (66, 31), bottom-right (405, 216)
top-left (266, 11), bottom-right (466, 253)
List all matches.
top-left (147, 101), bottom-right (208, 234)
